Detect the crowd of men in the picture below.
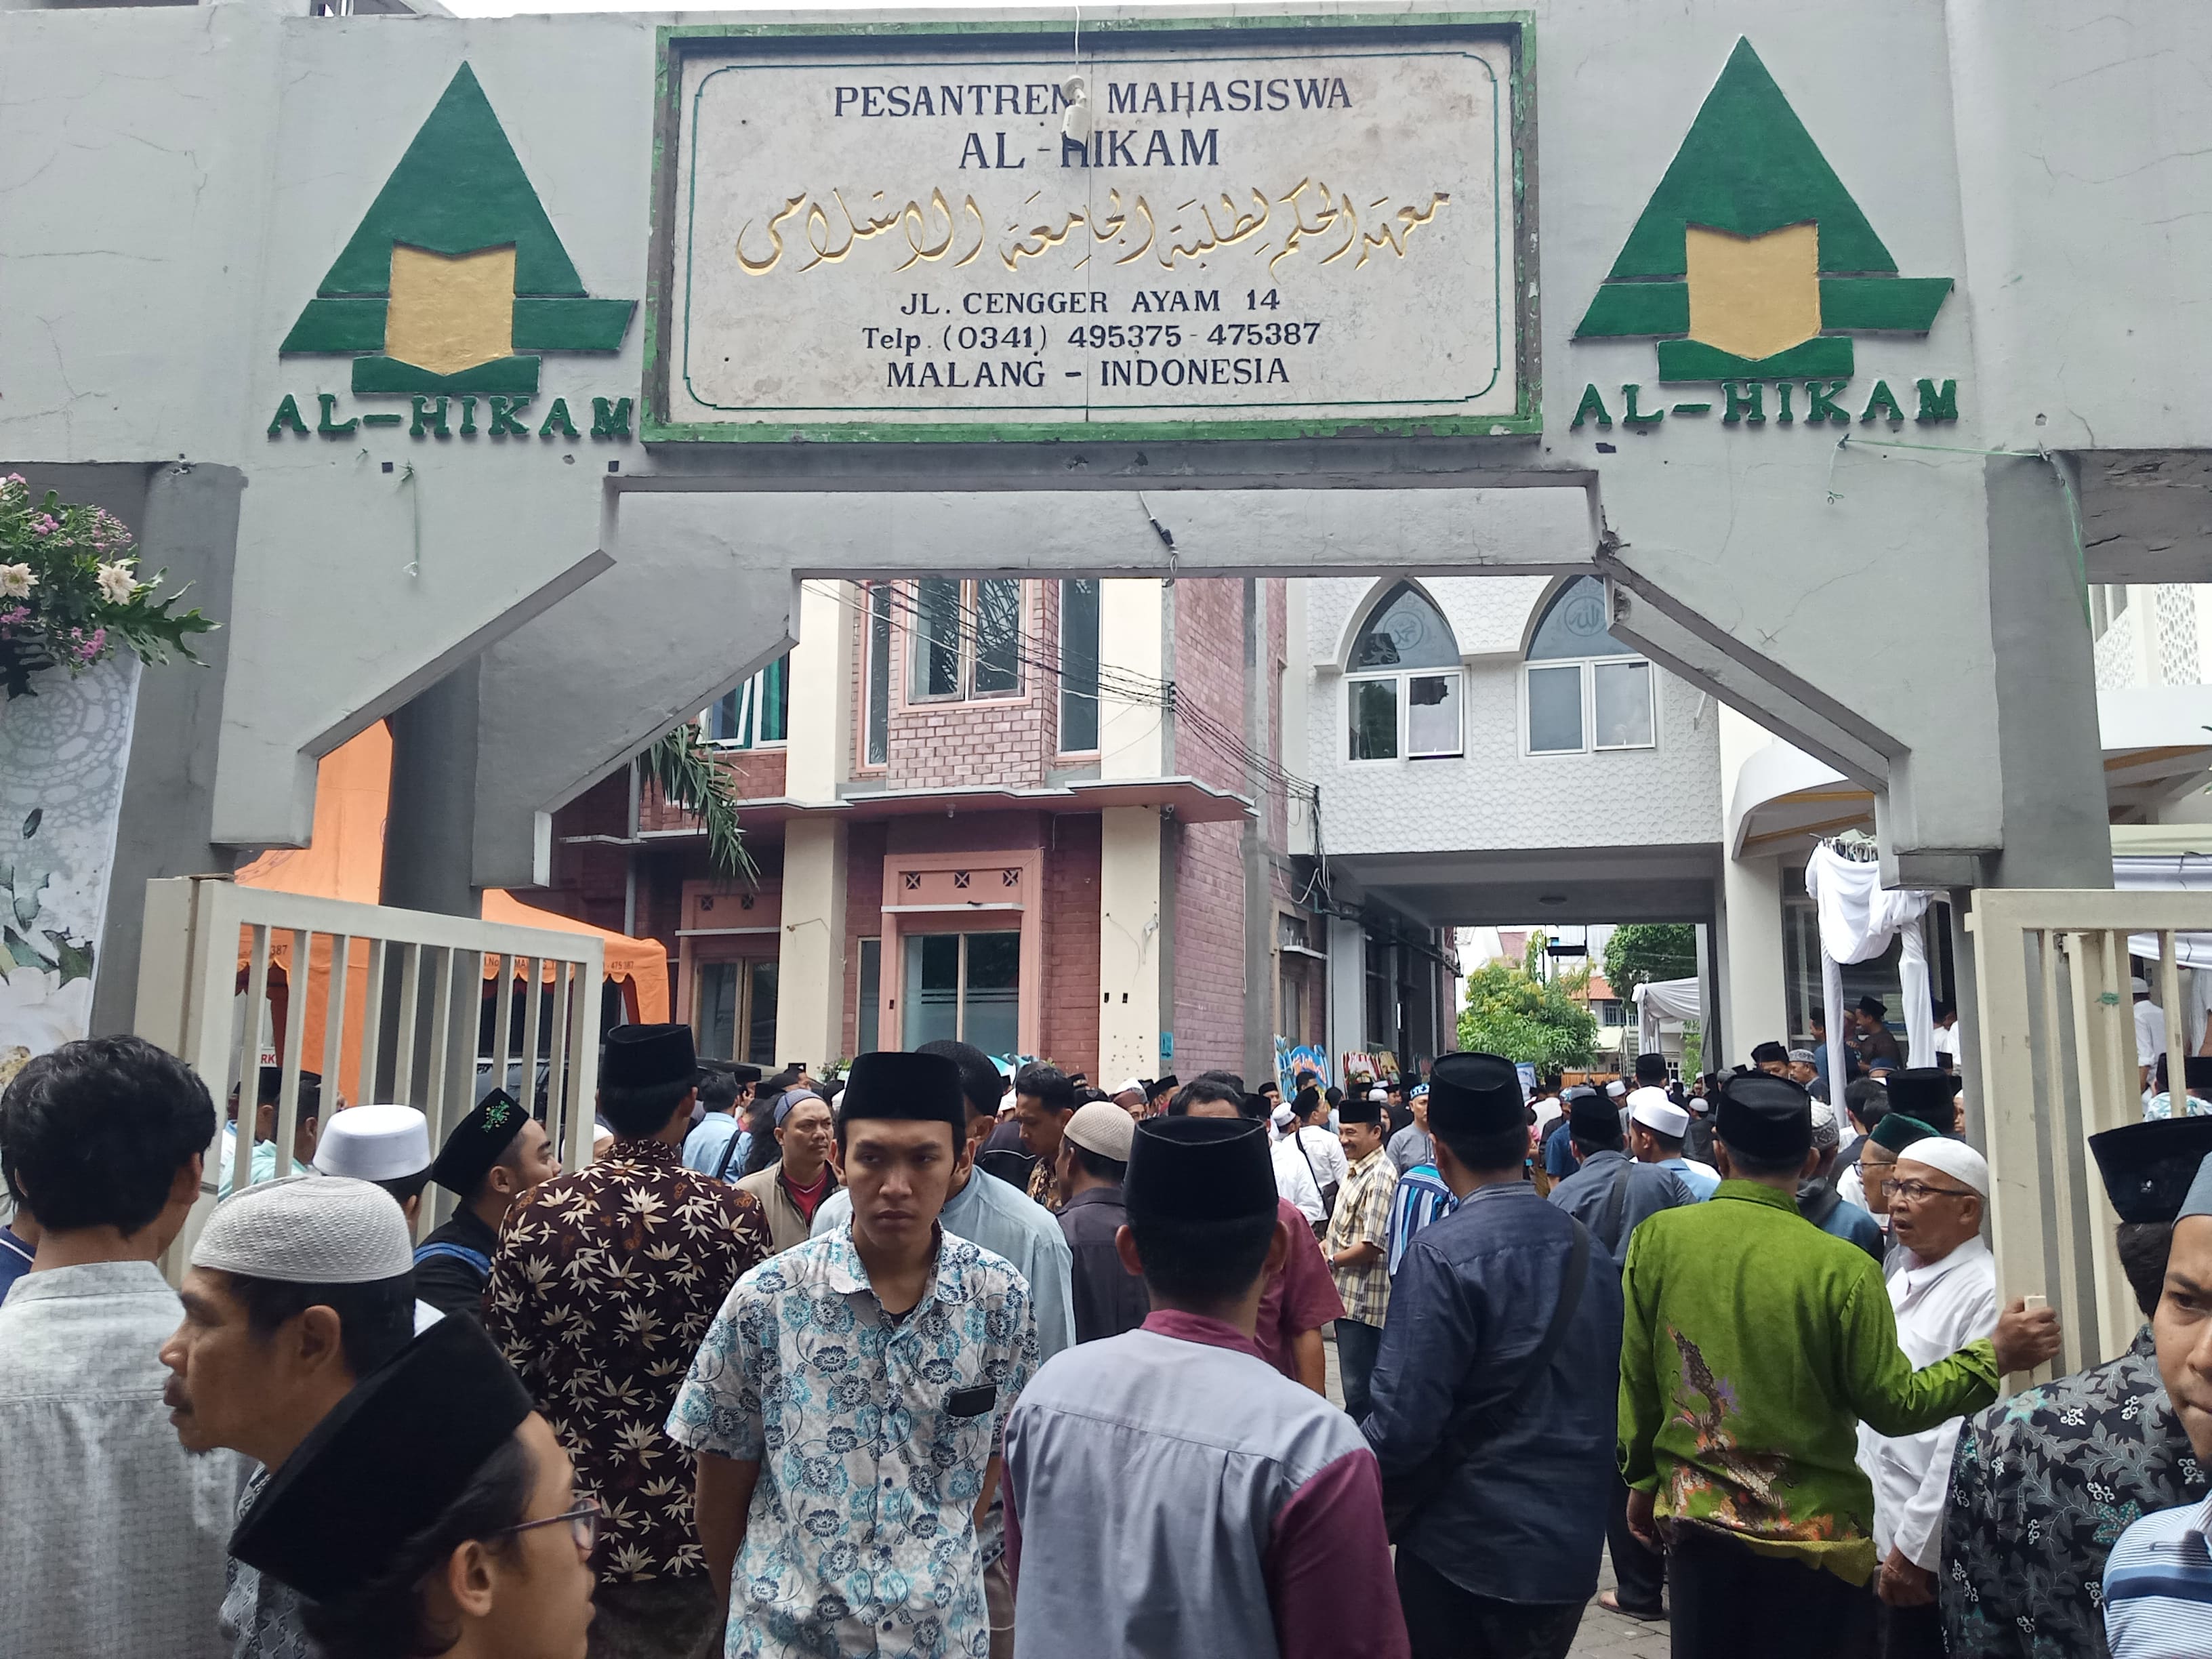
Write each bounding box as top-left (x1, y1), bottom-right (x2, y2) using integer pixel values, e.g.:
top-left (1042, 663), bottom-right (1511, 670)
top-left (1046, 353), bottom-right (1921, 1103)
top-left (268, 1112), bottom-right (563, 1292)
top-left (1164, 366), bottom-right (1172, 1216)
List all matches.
top-left (7, 1011), bottom-right (2212, 1659)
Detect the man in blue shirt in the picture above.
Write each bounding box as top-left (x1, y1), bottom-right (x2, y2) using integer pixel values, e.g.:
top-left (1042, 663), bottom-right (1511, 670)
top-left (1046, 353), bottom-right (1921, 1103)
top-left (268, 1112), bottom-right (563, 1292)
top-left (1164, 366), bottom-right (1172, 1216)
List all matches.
top-left (1626, 1090), bottom-right (1719, 1201)
top-left (1387, 1152), bottom-right (1459, 1276)
top-left (678, 1062), bottom-right (760, 1179)
top-left (1366, 1052), bottom-right (1621, 1659)
top-left (2106, 1149), bottom-right (2212, 1658)
top-left (1549, 1086), bottom-right (1695, 1261)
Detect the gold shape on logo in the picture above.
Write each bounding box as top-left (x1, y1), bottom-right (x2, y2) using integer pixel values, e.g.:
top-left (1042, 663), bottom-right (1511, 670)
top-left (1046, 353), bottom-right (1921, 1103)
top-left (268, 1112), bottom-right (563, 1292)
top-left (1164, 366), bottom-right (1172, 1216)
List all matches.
top-left (384, 243), bottom-right (517, 375)
top-left (1683, 223), bottom-right (1819, 362)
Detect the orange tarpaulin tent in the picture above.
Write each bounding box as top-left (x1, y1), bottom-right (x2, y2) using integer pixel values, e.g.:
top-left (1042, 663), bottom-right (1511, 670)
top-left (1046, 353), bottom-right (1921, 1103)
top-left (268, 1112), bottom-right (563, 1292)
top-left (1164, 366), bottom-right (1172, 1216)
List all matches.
top-left (236, 724), bottom-right (670, 1097)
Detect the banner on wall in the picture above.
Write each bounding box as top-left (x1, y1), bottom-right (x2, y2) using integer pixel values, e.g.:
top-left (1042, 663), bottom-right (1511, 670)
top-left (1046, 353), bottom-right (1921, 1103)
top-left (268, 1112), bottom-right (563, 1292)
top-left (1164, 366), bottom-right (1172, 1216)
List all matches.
top-left (1274, 1038), bottom-right (1330, 1094)
top-left (0, 659), bottom-right (140, 1084)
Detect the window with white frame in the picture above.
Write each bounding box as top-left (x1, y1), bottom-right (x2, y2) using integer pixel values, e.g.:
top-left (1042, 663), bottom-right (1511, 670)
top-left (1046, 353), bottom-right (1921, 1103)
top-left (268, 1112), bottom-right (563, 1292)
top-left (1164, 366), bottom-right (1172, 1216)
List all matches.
top-left (863, 584), bottom-right (893, 766)
top-left (703, 656), bottom-right (790, 750)
top-left (1522, 577), bottom-right (1656, 754)
top-left (1059, 578), bottom-right (1101, 752)
top-left (1345, 582), bottom-right (1464, 761)
top-left (911, 577), bottom-right (1023, 702)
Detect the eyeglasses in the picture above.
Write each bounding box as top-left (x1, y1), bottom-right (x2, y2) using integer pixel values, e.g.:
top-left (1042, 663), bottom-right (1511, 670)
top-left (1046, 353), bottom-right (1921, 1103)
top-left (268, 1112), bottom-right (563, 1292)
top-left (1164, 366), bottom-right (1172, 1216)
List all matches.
top-left (1881, 1179), bottom-right (1975, 1204)
top-left (495, 1494), bottom-right (600, 1555)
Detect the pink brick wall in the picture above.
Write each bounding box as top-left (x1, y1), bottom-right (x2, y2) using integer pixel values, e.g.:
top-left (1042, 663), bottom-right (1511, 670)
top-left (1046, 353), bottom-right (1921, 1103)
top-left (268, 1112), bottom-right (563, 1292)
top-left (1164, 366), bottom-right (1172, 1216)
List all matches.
top-left (1170, 578), bottom-right (1249, 795)
top-left (1172, 817), bottom-right (1248, 1077)
top-left (1042, 815), bottom-right (1101, 1076)
top-left (876, 581), bottom-right (1059, 790)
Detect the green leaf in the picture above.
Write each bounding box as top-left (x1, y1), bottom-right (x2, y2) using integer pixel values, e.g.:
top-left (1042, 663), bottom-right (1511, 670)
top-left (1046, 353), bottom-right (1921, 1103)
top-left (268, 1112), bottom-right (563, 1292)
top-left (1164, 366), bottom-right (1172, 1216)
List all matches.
top-left (643, 724), bottom-right (755, 883)
top-left (6, 931), bottom-right (50, 971)
top-left (47, 933), bottom-right (92, 987)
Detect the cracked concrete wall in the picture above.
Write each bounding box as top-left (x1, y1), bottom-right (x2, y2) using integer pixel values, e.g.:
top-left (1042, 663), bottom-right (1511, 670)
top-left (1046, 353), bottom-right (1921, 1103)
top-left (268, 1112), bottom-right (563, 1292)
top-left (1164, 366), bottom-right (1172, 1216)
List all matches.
top-left (4, 0), bottom-right (2195, 914)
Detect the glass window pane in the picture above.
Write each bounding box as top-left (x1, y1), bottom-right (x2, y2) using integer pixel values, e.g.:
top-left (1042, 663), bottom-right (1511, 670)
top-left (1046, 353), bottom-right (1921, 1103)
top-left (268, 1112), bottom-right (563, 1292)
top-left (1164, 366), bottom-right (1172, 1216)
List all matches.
top-left (1593, 660), bottom-right (1655, 748)
top-left (866, 585), bottom-right (892, 765)
top-left (974, 578), bottom-right (1021, 695)
top-left (903, 933), bottom-right (961, 1049)
top-left (857, 938), bottom-right (882, 1052)
top-left (1527, 576), bottom-right (1634, 661)
top-left (963, 933), bottom-right (1021, 1059)
top-left (1527, 664), bottom-right (1584, 752)
top-left (705, 689), bottom-right (742, 745)
top-left (1349, 581), bottom-right (1459, 670)
top-left (914, 578), bottom-right (962, 699)
top-left (697, 962), bottom-right (737, 1061)
top-left (1349, 678), bottom-right (1399, 760)
top-left (759, 657), bottom-right (789, 744)
top-left (1059, 579), bottom-right (1099, 752)
top-left (1406, 672), bottom-right (1462, 757)
top-left (745, 960), bottom-right (778, 1067)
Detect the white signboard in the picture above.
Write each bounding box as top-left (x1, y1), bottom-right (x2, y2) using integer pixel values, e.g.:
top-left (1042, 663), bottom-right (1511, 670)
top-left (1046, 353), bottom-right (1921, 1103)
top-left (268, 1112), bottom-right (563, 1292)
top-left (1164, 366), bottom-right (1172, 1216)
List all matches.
top-left (653, 20), bottom-right (1528, 441)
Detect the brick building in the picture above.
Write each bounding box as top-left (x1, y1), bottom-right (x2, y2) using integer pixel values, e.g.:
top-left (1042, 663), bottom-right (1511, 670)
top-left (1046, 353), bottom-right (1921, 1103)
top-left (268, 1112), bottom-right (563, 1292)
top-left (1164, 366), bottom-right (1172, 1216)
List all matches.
top-left (527, 576), bottom-right (1458, 1088)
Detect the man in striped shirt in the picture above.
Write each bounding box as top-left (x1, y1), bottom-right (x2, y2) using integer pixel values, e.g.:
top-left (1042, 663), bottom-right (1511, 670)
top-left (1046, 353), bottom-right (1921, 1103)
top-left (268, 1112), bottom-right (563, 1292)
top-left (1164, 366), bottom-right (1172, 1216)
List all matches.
top-left (2108, 1149), bottom-right (2212, 1657)
top-left (1387, 1151), bottom-right (1458, 1275)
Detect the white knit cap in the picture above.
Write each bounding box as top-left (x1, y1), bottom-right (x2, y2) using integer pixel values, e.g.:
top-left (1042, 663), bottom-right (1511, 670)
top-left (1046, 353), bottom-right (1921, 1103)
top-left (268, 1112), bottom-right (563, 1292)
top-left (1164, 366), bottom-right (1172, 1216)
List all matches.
top-left (1627, 1088), bottom-right (1688, 1139)
top-left (313, 1103), bottom-right (431, 1182)
top-left (1064, 1100), bottom-right (1136, 1162)
top-left (1111, 1078), bottom-right (1145, 1099)
top-left (1605, 1080), bottom-right (1627, 1099)
top-left (1368, 1086), bottom-right (1388, 1102)
top-left (1809, 1098), bottom-right (1841, 1151)
top-left (1896, 1136), bottom-right (1990, 1197)
top-left (192, 1175), bottom-right (415, 1284)
top-left (1271, 1103), bottom-right (1296, 1128)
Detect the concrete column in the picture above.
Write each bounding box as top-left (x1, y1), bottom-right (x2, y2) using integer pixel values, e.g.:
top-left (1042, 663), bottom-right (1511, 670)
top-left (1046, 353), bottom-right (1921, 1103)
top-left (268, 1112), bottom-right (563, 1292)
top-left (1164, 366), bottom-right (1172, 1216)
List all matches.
top-left (775, 818), bottom-right (847, 1071)
top-left (1721, 856), bottom-right (1789, 1057)
top-left (382, 660), bottom-right (481, 918)
top-left (1327, 914), bottom-right (1366, 1078)
top-left (1099, 805), bottom-right (1164, 1081)
top-left (1242, 577), bottom-right (1275, 1087)
top-left (1099, 580), bottom-right (1165, 780)
top-left (1985, 454), bottom-right (2114, 890)
top-left (783, 579), bottom-right (853, 804)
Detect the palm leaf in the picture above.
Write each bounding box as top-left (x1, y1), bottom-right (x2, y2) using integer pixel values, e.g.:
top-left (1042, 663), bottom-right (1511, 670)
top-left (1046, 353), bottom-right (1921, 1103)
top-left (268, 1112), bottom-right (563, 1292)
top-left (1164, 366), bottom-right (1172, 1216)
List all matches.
top-left (643, 724), bottom-right (756, 882)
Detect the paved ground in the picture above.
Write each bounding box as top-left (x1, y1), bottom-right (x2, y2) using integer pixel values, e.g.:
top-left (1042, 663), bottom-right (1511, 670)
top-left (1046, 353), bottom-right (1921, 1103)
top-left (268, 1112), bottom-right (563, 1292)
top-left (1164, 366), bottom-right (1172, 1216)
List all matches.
top-left (1322, 1330), bottom-right (1669, 1658)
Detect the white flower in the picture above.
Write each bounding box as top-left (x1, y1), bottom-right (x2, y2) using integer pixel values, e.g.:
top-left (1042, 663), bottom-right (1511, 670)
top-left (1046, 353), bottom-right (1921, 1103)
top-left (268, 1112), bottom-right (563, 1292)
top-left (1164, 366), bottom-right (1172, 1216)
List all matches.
top-left (94, 563), bottom-right (138, 605)
top-left (0, 565), bottom-right (37, 600)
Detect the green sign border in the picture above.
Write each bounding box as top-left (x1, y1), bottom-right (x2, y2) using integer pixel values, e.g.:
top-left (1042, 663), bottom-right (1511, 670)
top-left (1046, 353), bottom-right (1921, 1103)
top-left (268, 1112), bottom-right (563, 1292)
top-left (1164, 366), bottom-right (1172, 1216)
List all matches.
top-left (643, 12), bottom-right (1538, 445)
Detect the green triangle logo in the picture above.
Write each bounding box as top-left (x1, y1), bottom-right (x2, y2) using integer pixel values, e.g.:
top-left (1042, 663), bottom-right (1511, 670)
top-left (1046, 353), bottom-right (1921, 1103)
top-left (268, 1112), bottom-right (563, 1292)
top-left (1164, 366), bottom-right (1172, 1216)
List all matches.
top-left (279, 64), bottom-right (634, 396)
top-left (1576, 39), bottom-right (1951, 382)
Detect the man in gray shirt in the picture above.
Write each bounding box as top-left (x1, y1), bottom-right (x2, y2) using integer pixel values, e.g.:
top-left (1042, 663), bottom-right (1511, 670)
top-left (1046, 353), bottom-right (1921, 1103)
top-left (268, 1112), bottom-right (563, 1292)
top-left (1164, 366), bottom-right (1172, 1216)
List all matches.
top-left (1547, 1084), bottom-right (1694, 1261)
top-left (1388, 1083), bottom-right (1436, 1174)
top-left (0, 1036), bottom-right (241, 1659)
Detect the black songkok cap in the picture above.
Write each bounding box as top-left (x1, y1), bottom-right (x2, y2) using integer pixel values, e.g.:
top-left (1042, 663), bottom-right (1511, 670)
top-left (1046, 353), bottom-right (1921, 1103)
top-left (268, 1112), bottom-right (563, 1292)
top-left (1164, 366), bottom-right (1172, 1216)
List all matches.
top-left (1886, 1068), bottom-right (1954, 1126)
top-left (602, 1023), bottom-right (701, 1090)
top-left (1427, 1052), bottom-right (1525, 1138)
top-left (1124, 1115), bottom-right (1277, 1221)
top-left (1750, 1042), bottom-right (1790, 1066)
top-left (1565, 1085), bottom-right (1619, 1143)
top-left (836, 1050), bottom-right (966, 1136)
top-left (1715, 1071), bottom-right (1814, 1162)
top-left (430, 1089), bottom-right (531, 1198)
top-left (1856, 995), bottom-right (1887, 1021)
top-left (1338, 1092), bottom-right (1383, 1126)
top-left (2090, 1116), bottom-right (2212, 1223)
top-left (1145, 1074), bottom-right (1179, 1101)
top-left (231, 1315), bottom-right (531, 1605)
top-left (2188, 1057), bottom-right (2212, 1094)
top-left (1634, 1052), bottom-right (1670, 1086)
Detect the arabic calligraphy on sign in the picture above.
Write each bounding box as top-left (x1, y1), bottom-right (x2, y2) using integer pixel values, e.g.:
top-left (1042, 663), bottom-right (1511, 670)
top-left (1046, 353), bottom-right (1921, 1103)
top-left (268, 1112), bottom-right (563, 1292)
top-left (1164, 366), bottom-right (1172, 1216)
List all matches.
top-left (734, 178), bottom-right (1453, 281)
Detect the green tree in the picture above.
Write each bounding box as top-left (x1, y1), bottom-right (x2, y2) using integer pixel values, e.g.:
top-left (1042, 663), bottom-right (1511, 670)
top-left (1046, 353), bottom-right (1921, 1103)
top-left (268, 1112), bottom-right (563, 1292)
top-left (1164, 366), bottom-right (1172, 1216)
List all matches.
top-left (1458, 948), bottom-right (1599, 1070)
top-left (1604, 923), bottom-right (1698, 993)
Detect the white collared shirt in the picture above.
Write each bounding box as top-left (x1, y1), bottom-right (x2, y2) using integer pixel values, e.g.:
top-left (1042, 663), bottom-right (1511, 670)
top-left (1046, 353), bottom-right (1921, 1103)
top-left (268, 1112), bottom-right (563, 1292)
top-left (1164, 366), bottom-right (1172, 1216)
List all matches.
top-left (1856, 1235), bottom-right (1999, 1568)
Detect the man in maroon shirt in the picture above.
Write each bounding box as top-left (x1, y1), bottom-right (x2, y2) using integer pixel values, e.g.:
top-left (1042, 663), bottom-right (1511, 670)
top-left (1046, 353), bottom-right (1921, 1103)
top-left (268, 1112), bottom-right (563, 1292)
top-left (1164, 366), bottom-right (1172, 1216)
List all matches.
top-left (1169, 1071), bottom-right (1344, 1392)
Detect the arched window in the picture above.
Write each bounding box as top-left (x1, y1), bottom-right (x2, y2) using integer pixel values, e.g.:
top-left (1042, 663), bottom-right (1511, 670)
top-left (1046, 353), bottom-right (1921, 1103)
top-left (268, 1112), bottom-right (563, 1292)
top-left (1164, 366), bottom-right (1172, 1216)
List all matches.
top-left (1522, 577), bottom-right (1656, 754)
top-left (1347, 583), bottom-right (1464, 760)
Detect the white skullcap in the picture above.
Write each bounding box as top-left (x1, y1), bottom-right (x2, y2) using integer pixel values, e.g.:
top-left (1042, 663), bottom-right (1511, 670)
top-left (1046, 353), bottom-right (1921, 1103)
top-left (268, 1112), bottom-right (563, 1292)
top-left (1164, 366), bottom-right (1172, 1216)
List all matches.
top-left (1368, 1086), bottom-right (1388, 1102)
top-left (2131, 975), bottom-right (2150, 994)
top-left (313, 1103), bottom-right (431, 1182)
top-left (1064, 1100), bottom-right (1136, 1162)
top-left (1896, 1136), bottom-right (1990, 1197)
top-left (1628, 1088), bottom-right (1688, 1139)
top-left (1809, 1098), bottom-right (1840, 1151)
top-left (1605, 1080), bottom-right (1627, 1099)
top-left (1111, 1078), bottom-right (1145, 1099)
top-left (1271, 1103), bottom-right (1296, 1128)
top-left (192, 1175), bottom-right (414, 1284)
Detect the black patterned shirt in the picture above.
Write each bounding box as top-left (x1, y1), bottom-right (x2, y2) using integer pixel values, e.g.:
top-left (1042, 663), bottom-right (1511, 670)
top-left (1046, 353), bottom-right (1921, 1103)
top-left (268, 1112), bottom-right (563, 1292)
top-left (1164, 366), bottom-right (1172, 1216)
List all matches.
top-left (485, 1136), bottom-right (772, 1582)
top-left (1942, 1326), bottom-right (2207, 1659)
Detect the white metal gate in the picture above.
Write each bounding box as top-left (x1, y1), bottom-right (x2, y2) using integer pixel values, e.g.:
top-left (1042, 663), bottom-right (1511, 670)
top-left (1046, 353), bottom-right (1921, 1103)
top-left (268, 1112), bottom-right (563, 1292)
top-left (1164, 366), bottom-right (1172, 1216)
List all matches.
top-left (1968, 886), bottom-right (2212, 1377)
top-left (134, 876), bottom-right (605, 1273)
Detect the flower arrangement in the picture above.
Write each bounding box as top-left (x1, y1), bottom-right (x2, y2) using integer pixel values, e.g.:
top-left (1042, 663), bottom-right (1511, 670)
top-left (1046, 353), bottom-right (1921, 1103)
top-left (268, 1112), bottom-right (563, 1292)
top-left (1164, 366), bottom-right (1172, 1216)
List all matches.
top-left (0, 474), bottom-right (216, 699)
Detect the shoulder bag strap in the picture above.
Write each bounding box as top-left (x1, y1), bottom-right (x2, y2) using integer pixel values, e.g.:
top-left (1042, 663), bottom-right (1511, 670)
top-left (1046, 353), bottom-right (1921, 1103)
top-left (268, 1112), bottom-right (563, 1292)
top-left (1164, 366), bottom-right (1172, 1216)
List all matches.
top-left (712, 1118), bottom-right (745, 1182)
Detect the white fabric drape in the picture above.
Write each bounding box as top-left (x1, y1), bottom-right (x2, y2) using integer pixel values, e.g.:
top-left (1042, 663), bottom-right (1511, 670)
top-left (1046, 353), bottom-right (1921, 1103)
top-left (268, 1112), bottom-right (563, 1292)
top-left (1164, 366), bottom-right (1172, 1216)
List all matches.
top-left (1633, 977), bottom-right (1703, 1058)
top-left (1804, 845), bottom-right (1940, 1075)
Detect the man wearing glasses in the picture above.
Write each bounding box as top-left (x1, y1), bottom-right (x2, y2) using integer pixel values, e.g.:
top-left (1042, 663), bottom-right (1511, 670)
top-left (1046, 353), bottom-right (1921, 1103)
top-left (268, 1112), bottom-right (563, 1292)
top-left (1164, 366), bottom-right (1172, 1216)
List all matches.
top-left (1856, 1137), bottom-right (1998, 1659)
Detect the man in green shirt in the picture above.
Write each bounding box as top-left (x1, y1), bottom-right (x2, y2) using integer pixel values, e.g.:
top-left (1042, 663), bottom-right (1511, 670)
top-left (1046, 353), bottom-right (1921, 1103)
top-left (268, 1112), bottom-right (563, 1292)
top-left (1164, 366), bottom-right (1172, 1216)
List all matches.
top-left (1618, 1071), bottom-right (2062, 1659)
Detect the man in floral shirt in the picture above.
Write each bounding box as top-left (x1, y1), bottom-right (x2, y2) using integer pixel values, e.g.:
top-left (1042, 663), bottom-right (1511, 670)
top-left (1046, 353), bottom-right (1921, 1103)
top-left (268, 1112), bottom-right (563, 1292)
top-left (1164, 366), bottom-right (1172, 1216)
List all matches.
top-left (670, 1048), bottom-right (1040, 1659)
top-left (485, 1023), bottom-right (772, 1659)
